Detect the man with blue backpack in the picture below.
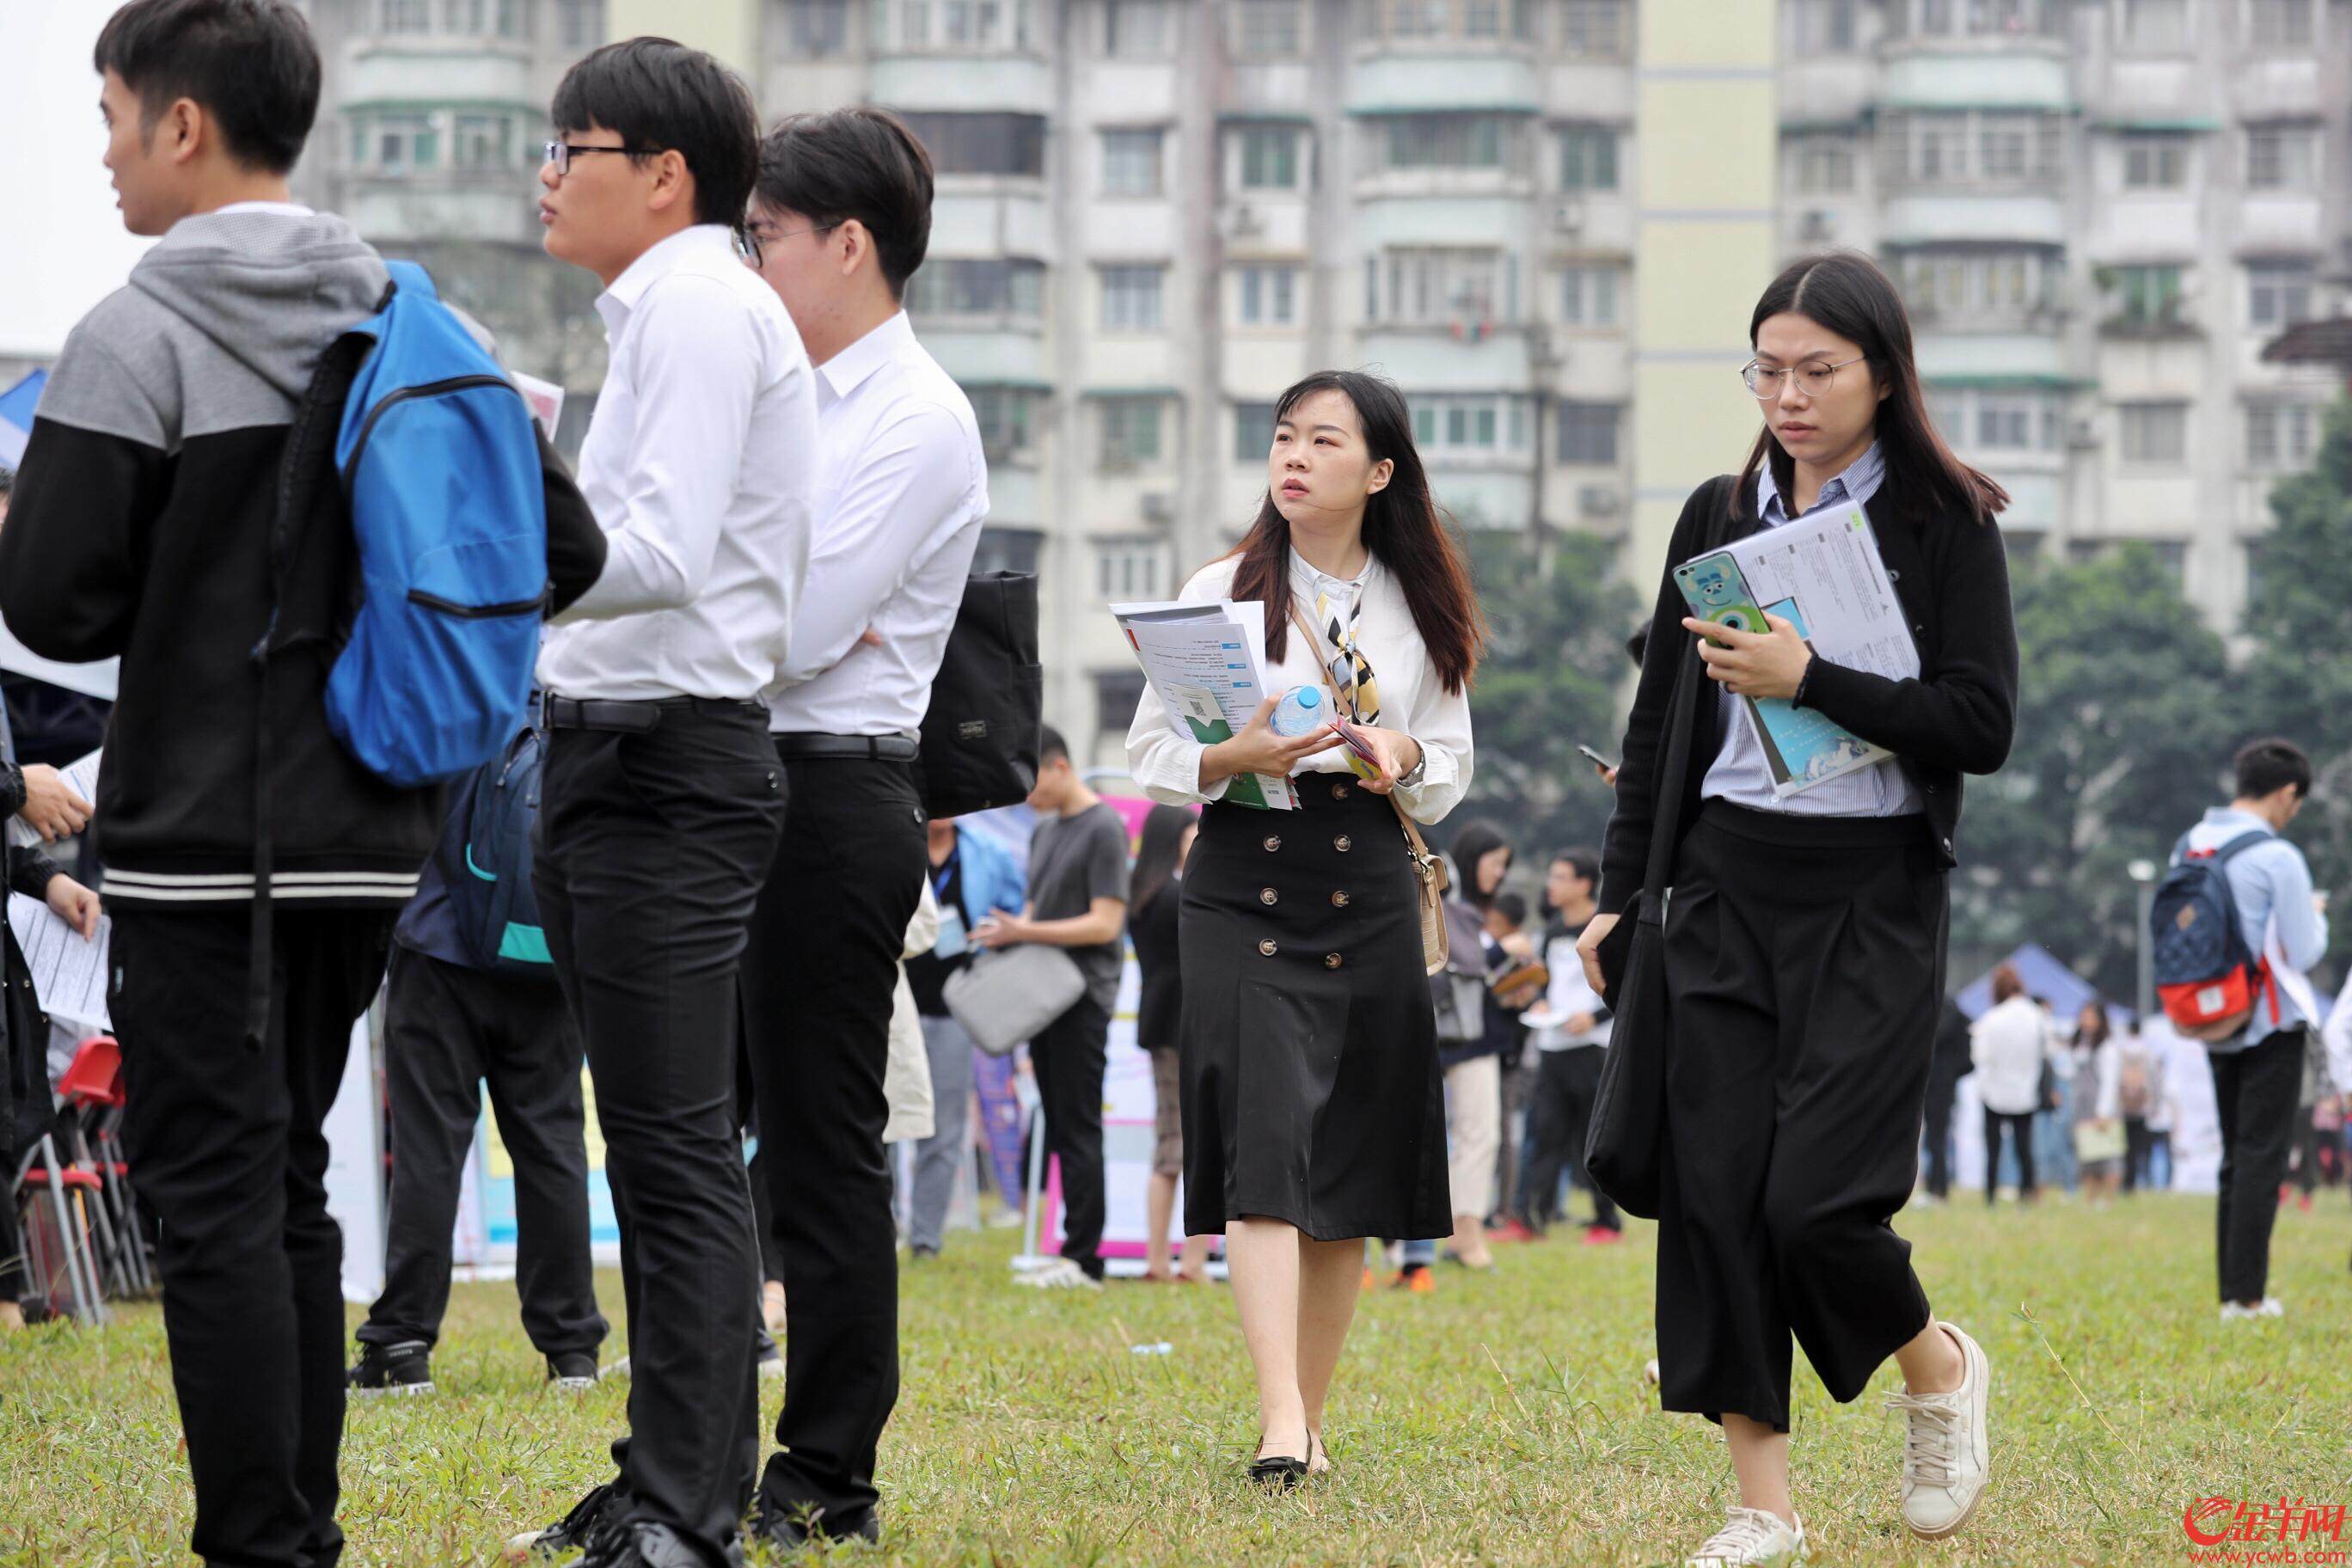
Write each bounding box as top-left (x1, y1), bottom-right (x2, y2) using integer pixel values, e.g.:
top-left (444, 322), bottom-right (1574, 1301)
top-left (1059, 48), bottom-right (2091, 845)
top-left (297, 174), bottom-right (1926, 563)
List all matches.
top-left (346, 726), bottom-right (608, 1398)
top-left (2153, 738), bottom-right (2330, 1322)
top-left (0, 4), bottom-right (603, 1565)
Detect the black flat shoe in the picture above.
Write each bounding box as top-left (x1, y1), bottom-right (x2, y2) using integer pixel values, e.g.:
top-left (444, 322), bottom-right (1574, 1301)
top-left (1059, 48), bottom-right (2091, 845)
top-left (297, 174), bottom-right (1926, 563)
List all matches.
top-left (1247, 1430), bottom-right (1310, 1490)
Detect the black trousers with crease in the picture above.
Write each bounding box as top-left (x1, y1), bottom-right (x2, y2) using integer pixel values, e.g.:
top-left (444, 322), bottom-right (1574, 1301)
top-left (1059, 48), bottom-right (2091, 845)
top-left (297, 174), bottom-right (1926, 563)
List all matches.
top-left (738, 752), bottom-right (926, 1541)
top-left (2210, 1028), bottom-right (2305, 1304)
top-left (534, 708), bottom-right (785, 1561)
top-left (1655, 803), bottom-right (1943, 1433)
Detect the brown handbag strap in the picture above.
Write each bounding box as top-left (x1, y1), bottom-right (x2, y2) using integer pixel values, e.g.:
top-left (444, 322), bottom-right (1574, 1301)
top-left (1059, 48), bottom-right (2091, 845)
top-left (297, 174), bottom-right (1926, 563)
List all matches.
top-left (1283, 599), bottom-right (1444, 878)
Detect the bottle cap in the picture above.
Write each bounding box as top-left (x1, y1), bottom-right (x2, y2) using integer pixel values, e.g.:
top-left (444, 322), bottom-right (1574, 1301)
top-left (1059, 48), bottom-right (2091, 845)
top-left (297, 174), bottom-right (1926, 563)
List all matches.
top-left (1295, 687), bottom-right (1320, 708)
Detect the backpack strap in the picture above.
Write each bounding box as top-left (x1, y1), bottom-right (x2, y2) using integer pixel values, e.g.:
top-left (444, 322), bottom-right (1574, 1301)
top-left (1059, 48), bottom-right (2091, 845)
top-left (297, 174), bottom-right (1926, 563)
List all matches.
top-left (2211, 827), bottom-right (2275, 867)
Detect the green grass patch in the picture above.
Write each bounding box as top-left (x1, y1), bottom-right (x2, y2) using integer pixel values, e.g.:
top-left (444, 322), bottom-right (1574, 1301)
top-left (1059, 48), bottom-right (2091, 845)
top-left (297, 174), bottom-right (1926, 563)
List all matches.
top-left (3, 1195), bottom-right (2348, 1565)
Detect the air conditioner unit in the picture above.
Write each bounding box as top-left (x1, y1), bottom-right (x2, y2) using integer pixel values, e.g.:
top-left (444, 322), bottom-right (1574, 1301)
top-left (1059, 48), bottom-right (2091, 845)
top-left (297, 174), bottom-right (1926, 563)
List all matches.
top-left (1578, 485), bottom-right (1621, 519)
top-left (1801, 209), bottom-right (1835, 243)
top-left (1140, 491), bottom-right (1175, 524)
top-left (1225, 202), bottom-right (1263, 239)
top-left (2068, 416), bottom-right (2100, 449)
top-left (1553, 198), bottom-right (1585, 236)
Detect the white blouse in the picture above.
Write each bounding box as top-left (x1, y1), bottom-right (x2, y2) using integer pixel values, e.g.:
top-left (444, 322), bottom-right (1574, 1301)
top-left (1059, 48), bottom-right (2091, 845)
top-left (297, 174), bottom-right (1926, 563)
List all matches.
top-left (1123, 553), bottom-right (1475, 825)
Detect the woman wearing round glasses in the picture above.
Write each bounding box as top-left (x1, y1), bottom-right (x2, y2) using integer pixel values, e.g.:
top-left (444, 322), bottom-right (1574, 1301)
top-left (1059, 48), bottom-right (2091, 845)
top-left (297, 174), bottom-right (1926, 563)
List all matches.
top-left (1577, 252), bottom-right (2018, 1566)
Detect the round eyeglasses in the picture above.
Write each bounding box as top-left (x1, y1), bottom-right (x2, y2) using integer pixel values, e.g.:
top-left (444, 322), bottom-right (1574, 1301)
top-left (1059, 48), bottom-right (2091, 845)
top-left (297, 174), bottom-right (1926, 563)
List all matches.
top-left (1741, 355), bottom-right (1868, 399)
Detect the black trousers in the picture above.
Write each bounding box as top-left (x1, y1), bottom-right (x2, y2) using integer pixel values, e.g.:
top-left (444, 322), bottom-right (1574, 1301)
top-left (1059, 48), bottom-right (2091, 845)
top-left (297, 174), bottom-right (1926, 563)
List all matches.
top-left (2122, 1116), bottom-right (2153, 1191)
top-left (1657, 805), bottom-right (1942, 1432)
top-left (1032, 994), bottom-right (1111, 1276)
top-left (1516, 1046), bottom-right (1618, 1231)
top-left (2211, 1029), bottom-right (2305, 1304)
top-left (535, 710), bottom-right (785, 1560)
top-left (358, 948), bottom-right (603, 1360)
top-left (1922, 1083), bottom-right (1956, 1199)
top-left (738, 752), bottom-right (925, 1540)
top-left (112, 904), bottom-right (395, 1568)
top-left (1983, 1109), bottom-right (2037, 1202)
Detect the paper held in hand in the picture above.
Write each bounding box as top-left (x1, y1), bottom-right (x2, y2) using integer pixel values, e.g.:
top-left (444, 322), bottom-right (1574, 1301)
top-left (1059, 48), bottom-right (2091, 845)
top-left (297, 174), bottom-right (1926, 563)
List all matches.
top-left (5, 746), bottom-right (101, 850)
top-left (1678, 500), bottom-right (1920, 800)
top-left (1112, 599), bottom-right (1298, 811)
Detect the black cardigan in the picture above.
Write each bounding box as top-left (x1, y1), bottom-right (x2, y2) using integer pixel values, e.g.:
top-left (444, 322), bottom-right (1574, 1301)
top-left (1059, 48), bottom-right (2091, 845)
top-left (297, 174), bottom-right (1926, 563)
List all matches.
top-left (1597, 471), bottom-right (2019, 915)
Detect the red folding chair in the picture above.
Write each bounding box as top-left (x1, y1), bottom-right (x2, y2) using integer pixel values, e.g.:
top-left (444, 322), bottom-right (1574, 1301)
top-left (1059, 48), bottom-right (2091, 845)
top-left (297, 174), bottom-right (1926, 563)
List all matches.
top-left (11, 1136), bottom-right (107, 1324)
top-left (55, 1036), bottom-right (150, 1296)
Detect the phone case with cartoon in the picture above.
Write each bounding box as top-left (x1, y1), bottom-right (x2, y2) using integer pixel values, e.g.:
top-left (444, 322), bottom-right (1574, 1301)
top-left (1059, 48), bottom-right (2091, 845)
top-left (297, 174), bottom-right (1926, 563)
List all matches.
top-left (1672, 551), bottom-right (1771, 643)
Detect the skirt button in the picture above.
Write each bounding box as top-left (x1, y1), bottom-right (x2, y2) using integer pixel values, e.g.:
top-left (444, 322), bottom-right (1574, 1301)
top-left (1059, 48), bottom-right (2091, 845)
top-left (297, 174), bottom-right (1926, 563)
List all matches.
top-left (1259, 939), bottom-right (1279, 957)
top-left (1263, 835), bottom-right (1283, 853)
top-left (1259, 887), bottom-right (1279, 906)
top-left (1331, 891), bottom-right (1350, 908)
top-left (1331, 782), bottom-right (1350, 800)
top-left (1324, 952), bottom-right (1344, 969)
top-left (1333, 835), bottom-right (1352, 853)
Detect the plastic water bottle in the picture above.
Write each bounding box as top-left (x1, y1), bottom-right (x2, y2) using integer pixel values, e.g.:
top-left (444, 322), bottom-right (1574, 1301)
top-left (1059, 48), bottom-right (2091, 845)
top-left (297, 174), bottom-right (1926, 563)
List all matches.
top-left (1270, 685), bottom-right (1326, 738)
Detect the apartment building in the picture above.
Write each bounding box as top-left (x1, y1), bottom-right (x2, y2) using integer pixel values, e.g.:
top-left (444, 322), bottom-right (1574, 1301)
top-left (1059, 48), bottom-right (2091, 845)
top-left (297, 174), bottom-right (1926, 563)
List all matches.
top-left (294, 0), bottom-right (2349, 760)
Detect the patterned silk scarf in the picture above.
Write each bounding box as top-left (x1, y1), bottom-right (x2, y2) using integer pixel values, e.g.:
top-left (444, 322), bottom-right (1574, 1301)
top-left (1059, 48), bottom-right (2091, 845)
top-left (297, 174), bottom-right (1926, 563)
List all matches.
top-left (1313, 587), bottom-right (1381, 727)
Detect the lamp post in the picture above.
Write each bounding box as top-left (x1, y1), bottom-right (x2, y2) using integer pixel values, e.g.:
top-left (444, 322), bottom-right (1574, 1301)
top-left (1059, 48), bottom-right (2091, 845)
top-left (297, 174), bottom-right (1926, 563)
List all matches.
top-left (2129, 859), bottom-right (2159, 1020)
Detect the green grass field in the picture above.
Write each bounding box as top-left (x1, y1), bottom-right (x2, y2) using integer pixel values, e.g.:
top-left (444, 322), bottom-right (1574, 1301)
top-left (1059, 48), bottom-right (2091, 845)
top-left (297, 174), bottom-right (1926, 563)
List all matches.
top-left (3, 1194), bottom-right (2348, 1566)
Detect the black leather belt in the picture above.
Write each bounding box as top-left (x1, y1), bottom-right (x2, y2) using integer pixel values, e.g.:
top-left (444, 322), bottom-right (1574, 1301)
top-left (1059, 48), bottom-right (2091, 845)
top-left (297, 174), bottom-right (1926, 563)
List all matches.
top-left (541, 695), bottom-right (768, 733)
top-left (771, 732), bottom-right (919, 762)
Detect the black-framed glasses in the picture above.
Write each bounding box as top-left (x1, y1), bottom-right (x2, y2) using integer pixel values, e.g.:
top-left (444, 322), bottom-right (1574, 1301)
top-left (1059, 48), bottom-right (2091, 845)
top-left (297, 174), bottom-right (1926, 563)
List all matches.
top-left (542, 140), bottom-right (652, 176)
top-left (733, 217), bottom-right (841, 269)
top-left (1742, 355), bottom-right (1868, 399)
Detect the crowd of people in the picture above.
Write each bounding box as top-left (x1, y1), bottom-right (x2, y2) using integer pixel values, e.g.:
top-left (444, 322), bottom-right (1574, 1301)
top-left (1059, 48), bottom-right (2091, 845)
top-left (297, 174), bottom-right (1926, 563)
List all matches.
top-left (1, 4), bottom-right (2345, 1568)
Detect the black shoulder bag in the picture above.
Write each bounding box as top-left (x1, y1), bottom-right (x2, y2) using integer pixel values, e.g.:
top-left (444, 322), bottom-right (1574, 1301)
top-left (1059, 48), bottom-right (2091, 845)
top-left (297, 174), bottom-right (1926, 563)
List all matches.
top-left (1583, 478), bottom-right (1731, 1219)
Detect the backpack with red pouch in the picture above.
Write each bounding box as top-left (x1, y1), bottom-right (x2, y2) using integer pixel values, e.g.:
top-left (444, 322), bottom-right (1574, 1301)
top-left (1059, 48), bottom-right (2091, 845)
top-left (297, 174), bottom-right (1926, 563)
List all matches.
top-left (2150, 828), bottom-right (2277, 1044)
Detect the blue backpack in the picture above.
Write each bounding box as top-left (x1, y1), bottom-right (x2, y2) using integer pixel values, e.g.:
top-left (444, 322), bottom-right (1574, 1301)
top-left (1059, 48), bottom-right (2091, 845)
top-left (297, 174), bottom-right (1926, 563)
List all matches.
top-left (444, 726), bottom-right (554, 976)
top-left (328, 260), bottom-right (549, 787)
top-left (2150, 828), bottom-right (2275, 1042)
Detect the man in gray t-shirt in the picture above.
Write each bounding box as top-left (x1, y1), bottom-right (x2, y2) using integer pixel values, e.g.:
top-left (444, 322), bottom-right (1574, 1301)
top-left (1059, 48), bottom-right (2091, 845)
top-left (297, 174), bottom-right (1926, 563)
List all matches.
top-left (974, 727), bottom-right (1130, 1286)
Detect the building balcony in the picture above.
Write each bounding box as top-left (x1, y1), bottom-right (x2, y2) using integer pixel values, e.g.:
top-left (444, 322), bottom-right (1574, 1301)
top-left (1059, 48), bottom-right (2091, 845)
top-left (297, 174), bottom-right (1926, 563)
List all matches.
top-left (1880, 193), bottom-right (2066, 246)
top-left (1344, 53), bottom-right (1541, 119)
top-left (340, 172), bottom-right (542, 247)
top-left (342, 35), bottom-right (536, 108)
top-left (1355, 322), bottom-right (1535, 389)
top-left (871, 54), bottom-right (1053, 114)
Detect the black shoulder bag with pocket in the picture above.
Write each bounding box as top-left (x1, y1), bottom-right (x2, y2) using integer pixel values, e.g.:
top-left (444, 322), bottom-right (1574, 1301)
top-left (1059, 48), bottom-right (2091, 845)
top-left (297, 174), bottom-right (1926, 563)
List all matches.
top-left (1584, 476), bottom-right (1733, 1219)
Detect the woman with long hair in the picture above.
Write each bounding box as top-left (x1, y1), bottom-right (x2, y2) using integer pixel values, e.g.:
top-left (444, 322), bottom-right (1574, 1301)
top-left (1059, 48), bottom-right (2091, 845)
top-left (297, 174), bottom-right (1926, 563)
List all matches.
top-left (1577, 253), bottom-right (2018, 1564)
top-left (1126, 369), bottom-right (1481, 1485)
top-left (1130, 804), bottom-right (1212, 1283)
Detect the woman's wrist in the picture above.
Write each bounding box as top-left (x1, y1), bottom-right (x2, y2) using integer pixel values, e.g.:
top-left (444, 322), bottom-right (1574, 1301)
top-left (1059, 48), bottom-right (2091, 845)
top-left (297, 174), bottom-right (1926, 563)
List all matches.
top-left (1790, 652), bottom-right (1818, 708)
top-left (1397, 736), bottom-right (1427, 786)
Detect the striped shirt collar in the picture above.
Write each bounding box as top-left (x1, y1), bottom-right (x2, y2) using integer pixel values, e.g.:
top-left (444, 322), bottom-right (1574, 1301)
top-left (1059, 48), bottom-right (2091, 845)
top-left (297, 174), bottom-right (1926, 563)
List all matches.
top-left (1756, 440), bottom-right (1886, 526)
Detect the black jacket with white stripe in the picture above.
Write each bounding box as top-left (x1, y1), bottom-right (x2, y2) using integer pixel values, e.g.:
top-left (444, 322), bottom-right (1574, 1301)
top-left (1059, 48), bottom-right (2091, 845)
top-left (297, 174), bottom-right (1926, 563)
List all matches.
top-left (0, 209), bottom-right (602, 911)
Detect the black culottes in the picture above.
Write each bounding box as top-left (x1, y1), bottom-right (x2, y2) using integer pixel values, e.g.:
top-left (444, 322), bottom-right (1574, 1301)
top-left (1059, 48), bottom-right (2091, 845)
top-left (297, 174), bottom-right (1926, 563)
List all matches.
top-left (1656, 801), bottom-right (1946, 1432)
top-left (1179, 777), bottom-right (1451, 1241)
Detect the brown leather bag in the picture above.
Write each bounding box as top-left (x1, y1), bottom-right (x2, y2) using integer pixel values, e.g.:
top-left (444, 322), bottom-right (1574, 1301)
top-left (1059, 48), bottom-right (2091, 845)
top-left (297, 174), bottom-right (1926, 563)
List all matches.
top-left (1284, 601), bottom-right (1450, 976)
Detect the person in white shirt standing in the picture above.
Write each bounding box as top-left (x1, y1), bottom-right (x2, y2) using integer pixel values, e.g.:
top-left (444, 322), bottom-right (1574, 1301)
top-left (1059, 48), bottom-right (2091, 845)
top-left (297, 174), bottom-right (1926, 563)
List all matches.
top-left (1510, 849), bottom-right (1621, 1241)
top-left (735, 107), bottom-right (987, 1553)
top-left (522, 40), bottom-right (815, 1568)
top-left (1969, 965), bottom-right (2048, 1203)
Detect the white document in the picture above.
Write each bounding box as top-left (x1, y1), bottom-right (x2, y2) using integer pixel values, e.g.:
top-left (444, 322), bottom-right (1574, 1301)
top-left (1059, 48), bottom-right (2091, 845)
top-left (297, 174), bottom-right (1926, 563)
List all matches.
top-left (7, 891), bottom-right (110, 1031)
top-left (511, 371), bottom-right (566, 440)
top-left (1112, 599), bottom-right (1297, 811)
top-left (0, 614), bottom-right (118, 701)
top-left (6, 745), bottom-right (100, 849)
top-left (1709, 501), bottom-right (1920, 799)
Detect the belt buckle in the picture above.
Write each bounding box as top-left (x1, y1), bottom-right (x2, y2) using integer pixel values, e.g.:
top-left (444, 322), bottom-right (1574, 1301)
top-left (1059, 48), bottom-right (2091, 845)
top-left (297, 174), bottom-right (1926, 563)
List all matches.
top-left (533, 691), bottom-right (554, 732)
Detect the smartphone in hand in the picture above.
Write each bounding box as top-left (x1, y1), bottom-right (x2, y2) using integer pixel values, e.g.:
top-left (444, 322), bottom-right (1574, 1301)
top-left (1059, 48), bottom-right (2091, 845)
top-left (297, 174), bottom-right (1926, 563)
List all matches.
top-left (1577, 744), bottom-right (1615, 775)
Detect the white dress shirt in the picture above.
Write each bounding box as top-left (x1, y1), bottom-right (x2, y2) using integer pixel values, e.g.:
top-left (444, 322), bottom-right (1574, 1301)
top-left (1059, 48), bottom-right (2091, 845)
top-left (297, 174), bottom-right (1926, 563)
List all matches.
top-left (538, 224), bottom-right (818, 701)
top-left (769, 310), bottom-right (989, 735)
top-left (1124, 552), bottom-right (1475, 824)
top-left (1969, 995), bottom-right (2050, 1116)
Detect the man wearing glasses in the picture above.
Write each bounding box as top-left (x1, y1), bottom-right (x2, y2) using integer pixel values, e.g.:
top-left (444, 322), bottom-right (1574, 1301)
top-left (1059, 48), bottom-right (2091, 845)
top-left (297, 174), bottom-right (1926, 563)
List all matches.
top-left (525, 36), bottom-right (817, 1568)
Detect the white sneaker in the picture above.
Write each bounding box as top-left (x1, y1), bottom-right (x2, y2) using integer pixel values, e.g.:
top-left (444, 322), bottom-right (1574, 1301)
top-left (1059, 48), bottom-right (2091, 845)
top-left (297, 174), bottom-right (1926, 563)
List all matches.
top-left (1686, 1506), bottom-right (1805, 1565)
top-left (2256, 1296), bottom-right (2285, 1318)
top-left (2220, 1298), bottom-right (2284, 1321)
top-left (1013, 1258), bottom-right (1102, 1290)
top-left (1887, 1321), bottom-right (1990, 1539)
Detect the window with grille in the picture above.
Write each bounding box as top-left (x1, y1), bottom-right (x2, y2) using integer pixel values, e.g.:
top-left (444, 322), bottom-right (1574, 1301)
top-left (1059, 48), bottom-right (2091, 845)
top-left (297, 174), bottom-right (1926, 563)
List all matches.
top-left (1101, 130), bottom-right (1165, 197)
top-left (1106, 0), bottom-right (1172, 55)
top-left (1098, 399), bottom-right (1166, 467)
top-left (1382, 114), bottom-right (1513, 171)
top-left (1380, 248), bottom-right (1514, 324)
top-left (2117, 401), bottom-right (2189, 463)
top-left (904, 259), bottom-right (1046, 321)
top-left (895, 113), bottom-right (1047, 175)
top-left (2111, 264), bottom-right (2185, 327)
top-left (2245, 126), bottom-right (2317, 191)
top-left (1792, 134), bottom-right (1858, 193)
top-left (1236, 266), bottom-right (1299, 327)
top-left (2118, 0), bottom-right (2187, 49)
top-left (2246, 260), bottom-right (2314, 329)
top-left (969, 387), bottom-right (1040, 459)
top-left (1232, 0), bottom-right (1306, 52)
top-left (1556, 0), bottom-right (1626, 55)
top-left (2247, 0), bottom-right (2313, 50)
top-left (2121, 132), bottom-right (2188, 189)
top-left (1099, 266), bottom-right (1166, 331)
top-left (1558, 126), bottom-right (1619, 189)
top-left (1555, 402), bottom-right (1620, 464)
top-left (1558, 264), bottom-right (1620, 327)
top-left (1239, 128), bottom-right (1302, 189)
top-left (2245, 403), bottom-right (2320, 469)
top-left (554, 0), bottom-right (606, 46)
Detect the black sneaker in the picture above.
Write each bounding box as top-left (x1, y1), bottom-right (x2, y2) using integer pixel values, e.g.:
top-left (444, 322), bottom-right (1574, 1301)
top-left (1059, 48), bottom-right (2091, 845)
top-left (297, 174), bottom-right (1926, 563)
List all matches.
top-left (504, 1480), bottom-right (616, 1563)
top-left (346, 1340), bottom-right (432, 1396)
top-left (546, 1353), bottom-right (599, 1390)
